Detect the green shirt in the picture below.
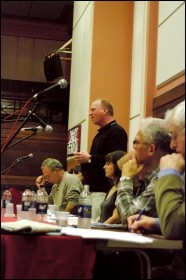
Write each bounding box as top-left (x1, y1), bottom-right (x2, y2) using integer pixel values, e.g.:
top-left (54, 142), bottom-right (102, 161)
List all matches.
top-left (155, 173), bottom-right (185, 240)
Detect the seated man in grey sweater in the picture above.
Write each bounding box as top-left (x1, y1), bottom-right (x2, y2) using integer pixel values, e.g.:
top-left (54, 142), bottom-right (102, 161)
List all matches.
top-left (36, 158), bottom-right (83, 213)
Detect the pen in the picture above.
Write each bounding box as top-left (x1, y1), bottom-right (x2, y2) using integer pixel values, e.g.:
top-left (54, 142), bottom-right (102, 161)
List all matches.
top-left (135, 208), bottom-right (146, 221)
top-left (128, 208), bottom-right (146, 232)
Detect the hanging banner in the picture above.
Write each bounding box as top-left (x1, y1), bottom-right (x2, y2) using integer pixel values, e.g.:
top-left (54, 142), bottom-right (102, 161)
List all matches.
top-left (67, 124), bottom-right (81, 155)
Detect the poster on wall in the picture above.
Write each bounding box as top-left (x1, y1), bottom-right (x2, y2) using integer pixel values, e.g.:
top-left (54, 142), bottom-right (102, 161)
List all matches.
top-left (67, 124), bottom-right (81, 155)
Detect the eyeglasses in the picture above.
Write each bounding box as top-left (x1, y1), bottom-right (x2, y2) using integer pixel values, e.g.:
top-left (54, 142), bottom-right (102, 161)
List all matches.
top-left (168, 131), bottom-right (178, 140)
top-left (133, 139), bottom-right (150, 145)
top-left (168, 127), bottom-right (184, 140)
top-left (43, 173), bottom-right (53, 180)
top-left (43, 169), bottom-right (56, 180)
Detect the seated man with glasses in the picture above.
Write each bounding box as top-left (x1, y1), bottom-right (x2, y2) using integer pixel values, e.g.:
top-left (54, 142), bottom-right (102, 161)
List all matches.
top-left (93, 117), bottom-right (174, 279)
top-left (115, 117), bottom-right (173, 228)
top-left (127, 101), bottom-right (185, 279)
top-left (36, 158), bottom-right (83, 213)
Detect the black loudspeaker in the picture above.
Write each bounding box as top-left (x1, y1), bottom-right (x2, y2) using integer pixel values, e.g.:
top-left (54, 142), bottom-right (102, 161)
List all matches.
top-left (44, 54), bottom-right (63, 82)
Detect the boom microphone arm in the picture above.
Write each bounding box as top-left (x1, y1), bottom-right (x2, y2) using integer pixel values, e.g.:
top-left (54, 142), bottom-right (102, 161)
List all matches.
top-left (1, 154), bottom-right (34, 175)
top-left (1, 101), bottom-right (40, 154)
top-left (5, 131), bottom-right (37, 150)
top-left (1, 79), bottom-right (68, 154)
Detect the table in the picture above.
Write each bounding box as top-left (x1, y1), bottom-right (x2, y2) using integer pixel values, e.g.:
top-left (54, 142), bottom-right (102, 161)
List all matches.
top-left (1, 218), bottom-right (96, 279)
top-left (1, 218), bottom-right (183, 279)
top-left (61, 227), bottom-right (183, 279)
top-left (97, 235), bottom-right (183, 279)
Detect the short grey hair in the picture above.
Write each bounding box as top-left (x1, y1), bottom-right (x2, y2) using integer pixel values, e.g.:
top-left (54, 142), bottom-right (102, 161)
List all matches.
top-left (41, 158), bottom-right (63, 171)
top-left (164, 101), bottom-right (185, 132)
top-left (140, 117), bottom-right (171, 153)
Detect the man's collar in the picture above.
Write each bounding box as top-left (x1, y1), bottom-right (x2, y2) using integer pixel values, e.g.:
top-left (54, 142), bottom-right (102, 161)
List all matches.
top-left (98, 120), bottom-right (116, 132)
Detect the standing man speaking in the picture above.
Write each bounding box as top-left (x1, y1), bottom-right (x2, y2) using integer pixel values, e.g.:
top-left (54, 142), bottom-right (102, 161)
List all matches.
top-left (74, 98), bottom-right (128, 220)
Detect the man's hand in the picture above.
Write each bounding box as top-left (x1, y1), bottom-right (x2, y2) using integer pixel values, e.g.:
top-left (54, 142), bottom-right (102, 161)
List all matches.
top-left (127, 214), bottom-right (157, 234)
top-left (160, 153), bottom-right (185, 174)
top-left (117, 150), bottom-right (135, 170)
top-left (74, 151), bottom-right (90, 164)
top-left (36, 175), bottom-right (45, 188)
top-left (122, 153), bottom-right (145, 178)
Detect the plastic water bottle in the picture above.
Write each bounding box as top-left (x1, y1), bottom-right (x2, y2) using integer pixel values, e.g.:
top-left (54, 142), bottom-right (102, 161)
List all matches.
top-left (36, 185), bottom-right (48, 221)
top-left (77, 185), bottom-right (92, 229)
top-left (1, 187), bottom-right (12, 217)
top-left (22, 186), bottom-right (33, 211)
top-left (30, 186), bottom-right (36, 208)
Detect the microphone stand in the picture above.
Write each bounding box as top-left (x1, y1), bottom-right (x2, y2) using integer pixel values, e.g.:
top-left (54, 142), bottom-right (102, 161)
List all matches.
top-left (1, 80), bottom-right (66, 154)
top-left (1, 117), bottom-right (26, 123)
top-left (6, 132), bottom-right (37, 149)
top-left (1, 159), bottom-right (23, 175)
top-left (1, 101), bottom-right (40, 154)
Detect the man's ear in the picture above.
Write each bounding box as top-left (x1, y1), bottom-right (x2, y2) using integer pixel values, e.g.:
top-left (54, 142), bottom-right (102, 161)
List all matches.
top-left (149, 144), bottom-right (156, 154)
top-left (103, 107), bottom-right (108, 114)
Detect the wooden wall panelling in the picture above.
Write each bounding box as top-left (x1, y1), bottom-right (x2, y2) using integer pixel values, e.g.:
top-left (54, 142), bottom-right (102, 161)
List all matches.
top-left (153, 83), bottom-right (185, 118)
top-left (1, 78), bottom-right (70, 191)
top-left (1, 122), bottom-right (68, 190)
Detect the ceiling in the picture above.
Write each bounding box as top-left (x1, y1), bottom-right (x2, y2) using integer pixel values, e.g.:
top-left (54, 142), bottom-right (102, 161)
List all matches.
top-left (1, 1), bottom-right (74, 37)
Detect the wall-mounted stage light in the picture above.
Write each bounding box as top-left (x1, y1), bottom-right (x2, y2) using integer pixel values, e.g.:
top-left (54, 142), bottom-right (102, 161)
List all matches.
top-left (44, 53), bottom-right (63, 82)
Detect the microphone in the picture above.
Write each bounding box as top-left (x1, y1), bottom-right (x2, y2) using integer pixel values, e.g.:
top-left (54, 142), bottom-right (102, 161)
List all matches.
top-left (20, 126), bottom-right (43, 132)
top-left (28, 111), bottom-right (53, 133)
top-left (32, 78), bottom-right (68, 100)
top-left (58, 79), bottom-right (68, 89)
top-left (16, 153), bottom-right (34, 162)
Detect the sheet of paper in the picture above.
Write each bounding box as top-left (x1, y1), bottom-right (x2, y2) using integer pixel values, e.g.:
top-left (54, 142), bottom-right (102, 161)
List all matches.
top-left (61, 227), bottom-right (154, 244)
